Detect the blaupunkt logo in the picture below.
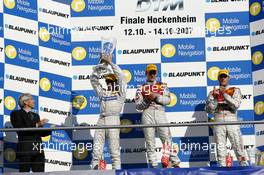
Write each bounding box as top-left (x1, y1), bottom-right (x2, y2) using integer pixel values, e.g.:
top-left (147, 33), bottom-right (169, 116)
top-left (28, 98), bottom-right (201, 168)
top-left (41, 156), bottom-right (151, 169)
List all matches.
top-left (41, 56), bottom-right (70, 67)
top-left (39, 8), bottom-right (70, 18)
top-left (6, 74), bottom-right (38, 84)
top-left (40, 107), bottom-right (71, 117)
top-left (5, 24), bottom-right (36, 35)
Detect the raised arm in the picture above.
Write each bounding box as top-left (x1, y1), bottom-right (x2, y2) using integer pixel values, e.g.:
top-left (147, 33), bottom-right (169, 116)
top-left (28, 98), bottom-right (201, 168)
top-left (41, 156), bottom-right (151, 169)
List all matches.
top-left (110, 63), bottom-right (127, 98)
top-left (90, 68), bottom-right (104, 98)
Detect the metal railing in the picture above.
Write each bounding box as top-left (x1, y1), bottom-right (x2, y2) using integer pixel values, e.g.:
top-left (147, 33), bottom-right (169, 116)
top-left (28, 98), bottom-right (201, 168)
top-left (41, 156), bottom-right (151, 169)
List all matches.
top-left (1, 120), bottom-right (264, 132)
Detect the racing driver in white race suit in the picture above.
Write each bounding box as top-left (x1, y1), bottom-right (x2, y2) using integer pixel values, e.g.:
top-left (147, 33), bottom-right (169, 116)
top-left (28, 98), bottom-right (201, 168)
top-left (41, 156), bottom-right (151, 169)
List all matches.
top-left (90, 54), bottom-right (127, 170)
top-left (205, 69), bottom-right (248, 167)
top-left (135, 64), bottom-right (180, 168)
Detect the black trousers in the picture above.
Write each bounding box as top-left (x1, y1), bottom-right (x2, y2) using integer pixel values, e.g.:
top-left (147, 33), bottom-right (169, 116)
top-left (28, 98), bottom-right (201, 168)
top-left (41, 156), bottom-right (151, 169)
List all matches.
top-left (19, 153), bottom-right (45, 172)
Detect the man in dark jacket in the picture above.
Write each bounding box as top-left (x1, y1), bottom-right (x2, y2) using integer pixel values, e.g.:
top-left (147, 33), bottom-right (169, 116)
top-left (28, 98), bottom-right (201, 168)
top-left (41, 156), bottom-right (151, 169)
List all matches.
top-left (10, 93), bottom-right (51, 172)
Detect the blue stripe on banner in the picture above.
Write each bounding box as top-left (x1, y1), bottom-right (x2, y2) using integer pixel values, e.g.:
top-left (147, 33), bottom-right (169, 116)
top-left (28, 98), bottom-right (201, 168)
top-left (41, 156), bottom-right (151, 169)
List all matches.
top-left (0, 63), bottom-right (3, 88)
top-left (251, 44), bottom-right (264, 72)
top-left (52, 0), bottom-right (71, 5)
top-left (117, 166), bottom-right (264, 175)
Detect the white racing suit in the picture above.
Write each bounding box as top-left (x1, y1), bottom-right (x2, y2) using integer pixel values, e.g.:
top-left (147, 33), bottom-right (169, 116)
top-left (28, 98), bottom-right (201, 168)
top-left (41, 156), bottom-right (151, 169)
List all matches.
top-left (205, 86), bottom-right (247, 167)
top-left (90, 63), bottom-right (126, 169)
top-left (135, 81), bottom-right (180, 167)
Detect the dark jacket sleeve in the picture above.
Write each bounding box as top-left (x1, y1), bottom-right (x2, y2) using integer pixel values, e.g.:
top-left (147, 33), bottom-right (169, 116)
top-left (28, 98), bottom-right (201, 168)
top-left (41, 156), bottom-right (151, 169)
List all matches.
top-left (35, 113), bottom-right (52, 137)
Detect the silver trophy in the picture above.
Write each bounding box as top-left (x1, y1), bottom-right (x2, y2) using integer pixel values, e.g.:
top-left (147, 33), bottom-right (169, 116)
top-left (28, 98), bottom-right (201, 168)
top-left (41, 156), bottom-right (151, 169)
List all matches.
top-left (93, 38), bottom-right (117, 76)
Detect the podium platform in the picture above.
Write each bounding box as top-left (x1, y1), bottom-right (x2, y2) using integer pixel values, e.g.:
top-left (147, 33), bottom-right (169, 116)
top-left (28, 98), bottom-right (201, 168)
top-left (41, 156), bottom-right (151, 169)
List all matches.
top-left (5, 166), bottom-right (264, 175)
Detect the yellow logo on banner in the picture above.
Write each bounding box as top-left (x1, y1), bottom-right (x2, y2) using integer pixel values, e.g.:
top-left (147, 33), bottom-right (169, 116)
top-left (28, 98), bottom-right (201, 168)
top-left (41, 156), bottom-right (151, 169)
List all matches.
top-left (71, 0), bottom-right (86, 12)
top-left (72, 47), bottom-right (87, 61)
top-left (171, 143), bottom-right (179, 155)
top-left (161, 44), bottom-right (176, 58)
top-left (39, 27), bottom-right (50, 42)
top-left (260, 152), bottom-right (264, 166)
top-left (73, 146), bottom-right (88, 160)
top-left (41, 135), bottom-right (51, 142)
top-left (250, 2), bottom-right (261, 16)
top-left (252, 51), bottom-right (263, 65)
top-left (255, 101), bottom-right (264, 115)
top-left (208, 66), bottom-right (221, 81)
top-left (4, 0), bottom-right (15, 9)
top-left (5, 45), bottom-right (17, 59)
top-left (4, 148), bottom-right (16, 162)
top-left (40, 77), bottom-right (51, 92)
top-left (206, 18), bottom-right (221, 32)
top-left (72, 95), bottom-right (87, 110)
top-left (167, 93), bottom-right (177, 107)
top-left (4, 96), bottom-right (16, 111)
top-left (120, 119), bottom-right (133, 134)
top-left (122, 70), bottom-right (132, 83)
top-left (209, 117), bottom-right (215, 129)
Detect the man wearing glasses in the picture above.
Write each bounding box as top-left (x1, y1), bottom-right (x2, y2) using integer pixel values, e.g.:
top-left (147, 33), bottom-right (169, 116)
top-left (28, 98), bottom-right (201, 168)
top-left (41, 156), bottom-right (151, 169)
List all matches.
top-left (205, 69), bottom-right (248, 167)
top-left (135, 64), bottom-right (180, 168)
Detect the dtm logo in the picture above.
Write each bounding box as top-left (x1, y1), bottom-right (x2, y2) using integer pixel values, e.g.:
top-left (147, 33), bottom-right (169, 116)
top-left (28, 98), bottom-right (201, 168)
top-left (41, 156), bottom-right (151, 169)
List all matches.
top-left (136, 0), bottom-right (183, 12)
